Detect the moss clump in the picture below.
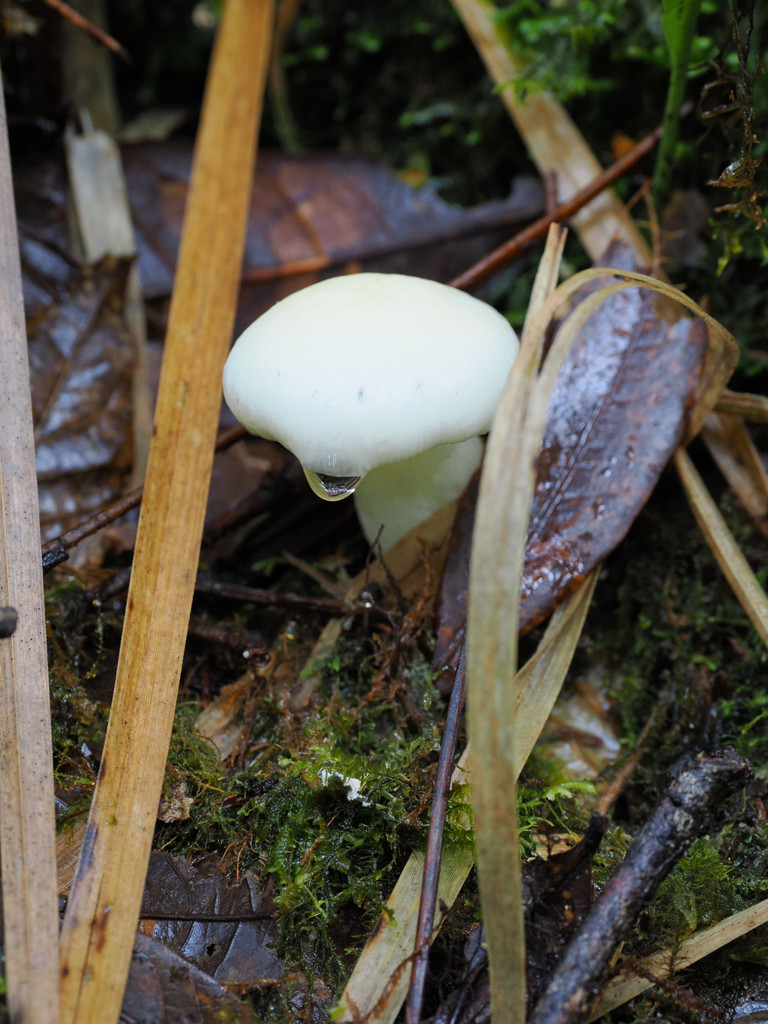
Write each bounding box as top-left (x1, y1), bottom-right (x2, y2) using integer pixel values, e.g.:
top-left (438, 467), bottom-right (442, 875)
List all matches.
top-left (652, 837), bottom-right (735, 939)
top-left (151, 610), bottom-right (460, 986)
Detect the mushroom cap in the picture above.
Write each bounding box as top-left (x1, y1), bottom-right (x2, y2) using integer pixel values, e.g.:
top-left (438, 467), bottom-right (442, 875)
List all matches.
top-left (222, 273), bottom-right (518, 478)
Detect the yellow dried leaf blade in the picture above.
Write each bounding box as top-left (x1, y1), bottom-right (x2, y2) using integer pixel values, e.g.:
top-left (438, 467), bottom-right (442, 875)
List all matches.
top-left (58, 4), bottom-right (273, 1023)
top-left (467, 242), bottom-right (737, 1021)
top-left (591, 897), bottom-right (768, 1019)
top-left (674, 447), bottom-right (768, 644)
top-left (468, 225), bottom-right (567, 1023)
top-left (703, 412), bottom-right (768, 537)
top-left (715, 389), bottom-right (768, 423)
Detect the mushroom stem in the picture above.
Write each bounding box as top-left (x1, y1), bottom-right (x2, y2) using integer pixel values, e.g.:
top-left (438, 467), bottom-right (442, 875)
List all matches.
top-left (353, 437), bottom-right (483, 547)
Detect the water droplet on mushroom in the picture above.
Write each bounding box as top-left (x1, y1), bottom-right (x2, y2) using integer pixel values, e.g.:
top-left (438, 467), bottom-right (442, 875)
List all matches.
top-left (304, 469), bottom-right (362, 502)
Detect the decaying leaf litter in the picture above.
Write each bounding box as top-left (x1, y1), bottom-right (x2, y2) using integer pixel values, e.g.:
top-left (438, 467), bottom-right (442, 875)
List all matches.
top-left (0, 1), bottom-right (767, 1022)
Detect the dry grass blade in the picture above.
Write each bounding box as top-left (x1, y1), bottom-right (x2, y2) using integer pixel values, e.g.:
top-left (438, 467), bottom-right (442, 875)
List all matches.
top-left (337, 569), bottom-right (598, 1024)
top-left (0, 72), bottom-right (60, 1024)
top-left (590, 897), bottom-right (768, 1019)
top-left (58, 4), bottom-right (273, 1022)
top-left (715, 389), bottom-right (768, 423)
top-left (450, 0), bottom-right (650, 264)
top-left (702, 413), bottom-right (768, 537)
top-left (674, 447), bottom-right (768, 644)
top-left (468, 223), bottom-right (567, 1023)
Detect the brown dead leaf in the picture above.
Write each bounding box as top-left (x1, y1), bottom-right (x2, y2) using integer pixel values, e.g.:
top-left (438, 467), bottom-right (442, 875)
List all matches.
top-left (122, 931), bottom-right (261, 1024)
top-left (143, 852), bottom-right (283, 989)
top-left (15, 153), bottom-right (75, 320)
top-left (522, 244), bottom-right (706, 630)
top-left (28, 258), bottom-right (136, 543)
top-left (0, 878), bottom-right (261, 1022)
top-left (433, 243), bottom-right (707, 674)
top-left (120, 142), bottom-right (543, 334)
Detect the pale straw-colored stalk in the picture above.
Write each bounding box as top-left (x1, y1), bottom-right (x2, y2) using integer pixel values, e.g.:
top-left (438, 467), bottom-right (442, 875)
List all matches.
top-left (0, 66), bottom-right (60, 1024)
top-left (58, 4), bottom-right (273, 1022)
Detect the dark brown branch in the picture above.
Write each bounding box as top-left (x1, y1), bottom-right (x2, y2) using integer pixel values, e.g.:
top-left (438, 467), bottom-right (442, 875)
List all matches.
top-left (40, 0), bottom-right (130, 61)
top-left (449, 120), bottom-right (665, 292)
top-left (529, 748), bottom-right (752, 1024)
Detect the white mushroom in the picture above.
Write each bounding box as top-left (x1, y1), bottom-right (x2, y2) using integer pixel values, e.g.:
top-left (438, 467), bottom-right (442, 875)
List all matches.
top-left (222, 273), bottom-right (518, 547)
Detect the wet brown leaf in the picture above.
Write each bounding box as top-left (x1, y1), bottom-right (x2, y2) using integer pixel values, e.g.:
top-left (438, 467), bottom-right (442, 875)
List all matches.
top-left (142, 852), bottom-right (283, 988)
top-left (15, 153), bottom-right (75, 320)
top-left (120, 142), bottom-right (543, 334)
top-left (122, 931), bottom-right (261, 1024)
top-left (433, 244), bottom-right (707, 673)
top-left (28, 258), bottom-right (136, 542)
top-left (522, 244), bottom-right (706, 630)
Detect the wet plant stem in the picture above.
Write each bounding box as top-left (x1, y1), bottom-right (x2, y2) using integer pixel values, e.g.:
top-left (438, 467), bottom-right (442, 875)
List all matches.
top-left (652, 0), bottom-right (702, 207)
top-left (407, 640), bottom-right (468, 1024)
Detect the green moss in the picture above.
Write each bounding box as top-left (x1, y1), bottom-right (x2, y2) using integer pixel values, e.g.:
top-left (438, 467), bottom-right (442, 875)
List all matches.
top-left (652, 837), bottom-right (735, 940)
top-left (147, 619), bottom-right (461, 984)
top-left (46, 583), bottom-right (113, 807)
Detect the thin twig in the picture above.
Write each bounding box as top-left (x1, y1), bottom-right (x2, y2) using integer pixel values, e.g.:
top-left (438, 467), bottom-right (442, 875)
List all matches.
top-left (449, 120), bottom-right (664, 292)
top-left (194, 574), bottom-right (392, 622)
top-left (40, 0), bottom-right (130, 60)
top-left (137, 910), bottom-right (275, 922)
top-left (407, 640), bottom-right (468, 1024)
